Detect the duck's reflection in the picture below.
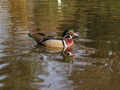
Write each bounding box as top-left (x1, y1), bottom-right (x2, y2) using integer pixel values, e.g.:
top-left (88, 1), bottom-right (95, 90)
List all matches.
top-left (34, 44), bottom-right (75, 63)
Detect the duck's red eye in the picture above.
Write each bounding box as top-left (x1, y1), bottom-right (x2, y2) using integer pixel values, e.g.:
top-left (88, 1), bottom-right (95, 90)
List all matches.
top-left (69, 32), bottom-right (73, 35)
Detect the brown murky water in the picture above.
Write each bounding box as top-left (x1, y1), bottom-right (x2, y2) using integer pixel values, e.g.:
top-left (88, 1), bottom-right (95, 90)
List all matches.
top-left (0, 0), bottom-right (120, 90)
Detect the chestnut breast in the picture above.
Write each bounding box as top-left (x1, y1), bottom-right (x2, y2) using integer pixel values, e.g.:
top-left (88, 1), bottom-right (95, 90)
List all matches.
top-left (64, 38), bottom-right (74, 48)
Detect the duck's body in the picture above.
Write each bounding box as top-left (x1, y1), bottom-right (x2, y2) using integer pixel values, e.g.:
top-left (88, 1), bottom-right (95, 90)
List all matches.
top-left (43, 39), bottom-right (64, 48)
top-left (28, 29), bottom-right (78, 53)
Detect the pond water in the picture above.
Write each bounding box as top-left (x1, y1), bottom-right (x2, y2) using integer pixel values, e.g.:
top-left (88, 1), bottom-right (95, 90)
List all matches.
top-left (0, 0), bottom-right (120, 90)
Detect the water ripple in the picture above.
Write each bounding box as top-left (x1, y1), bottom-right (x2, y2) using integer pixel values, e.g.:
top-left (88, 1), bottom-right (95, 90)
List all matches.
top-left (0, 63), bottom-right (9, 70)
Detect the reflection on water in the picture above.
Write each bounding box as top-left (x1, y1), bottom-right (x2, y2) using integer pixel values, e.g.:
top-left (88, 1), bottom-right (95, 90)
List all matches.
top-left (0, 0), bottom-right (120, 90)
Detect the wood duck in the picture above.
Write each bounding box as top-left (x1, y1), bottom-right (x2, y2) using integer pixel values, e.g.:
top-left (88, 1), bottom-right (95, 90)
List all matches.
top-left (28, 29), bottom-right (78, 52)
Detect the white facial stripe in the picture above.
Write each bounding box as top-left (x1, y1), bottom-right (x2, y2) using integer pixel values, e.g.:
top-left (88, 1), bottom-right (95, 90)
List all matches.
top-left (64, 34), bottom-right (72, 39)
top-left (69, 35), bottom-right (72, 38)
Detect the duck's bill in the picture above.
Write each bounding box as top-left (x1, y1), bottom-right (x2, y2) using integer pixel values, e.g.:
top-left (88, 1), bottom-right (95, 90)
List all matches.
top-left (73, 32), bottom-right (79, 37)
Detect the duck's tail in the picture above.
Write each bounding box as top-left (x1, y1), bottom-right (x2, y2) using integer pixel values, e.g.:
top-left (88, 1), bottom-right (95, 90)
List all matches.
top-left (28, 33), bottom-right (45, 44)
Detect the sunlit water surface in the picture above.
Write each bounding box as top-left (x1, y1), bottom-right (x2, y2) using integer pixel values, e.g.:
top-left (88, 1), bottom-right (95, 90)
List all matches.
top-left (0, 0), bottom-right (120, 90)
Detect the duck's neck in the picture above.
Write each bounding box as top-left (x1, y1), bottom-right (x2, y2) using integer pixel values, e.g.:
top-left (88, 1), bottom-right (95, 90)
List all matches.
top-left (63, 36), bottom-right (73, 51)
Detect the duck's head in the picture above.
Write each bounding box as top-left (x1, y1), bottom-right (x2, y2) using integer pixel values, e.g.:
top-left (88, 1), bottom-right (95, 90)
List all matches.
top-left (62, 28), bottom-right (79, 37)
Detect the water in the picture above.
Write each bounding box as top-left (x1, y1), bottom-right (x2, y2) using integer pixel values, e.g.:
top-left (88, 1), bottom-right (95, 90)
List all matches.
top-left (0, 0), bottom-right (120, 90)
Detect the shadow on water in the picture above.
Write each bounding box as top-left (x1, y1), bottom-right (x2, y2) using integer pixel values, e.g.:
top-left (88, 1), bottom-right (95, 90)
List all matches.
top-left (0, 0), bottom-right (120, 90)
